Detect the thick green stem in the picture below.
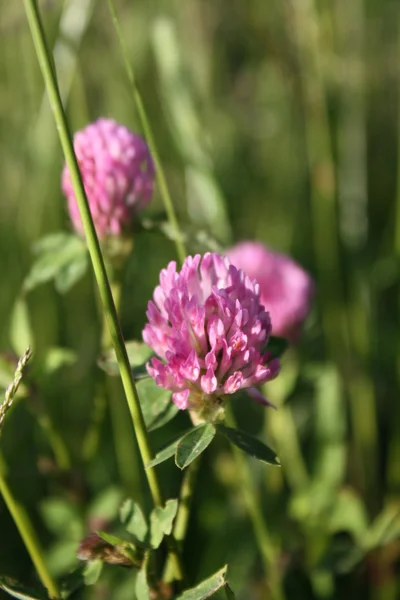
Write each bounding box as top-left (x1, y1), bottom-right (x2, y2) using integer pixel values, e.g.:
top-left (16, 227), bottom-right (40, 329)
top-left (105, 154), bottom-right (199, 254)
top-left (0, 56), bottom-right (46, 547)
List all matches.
top-left (106, 0), bottom-right (186, 265)
top-left (0, 454), bottom-right (60, 599)
top-left (23, 0), bottom-right (183, 581)
top-left (225, 408), bottom-right (285, 600)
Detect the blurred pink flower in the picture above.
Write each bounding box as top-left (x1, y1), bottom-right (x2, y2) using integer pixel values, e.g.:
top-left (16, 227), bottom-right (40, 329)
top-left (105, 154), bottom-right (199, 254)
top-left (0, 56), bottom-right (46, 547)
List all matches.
top-left (62, 118), bottom-right (154, 239)
top-left (225, 242), bottom-right (314, 341)
top-left (143, 253), bottom-right (280, 420)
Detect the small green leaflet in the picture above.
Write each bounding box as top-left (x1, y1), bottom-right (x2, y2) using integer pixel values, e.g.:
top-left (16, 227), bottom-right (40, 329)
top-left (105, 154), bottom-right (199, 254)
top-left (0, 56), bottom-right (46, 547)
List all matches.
top-left (136, 378), bottom-right (179, 431)
top-left (120, 499), bottom-right (148, 543)
top-left (146, 431), bottom-right (189, 468)
top-left (216, 424), bottom-right (280, 466)
top-left (149, 499), bottom-right (178, 548)
top-left (175, 565), bottom-right (230, 599)
top-left (175, 424), bottom-right (216, 469)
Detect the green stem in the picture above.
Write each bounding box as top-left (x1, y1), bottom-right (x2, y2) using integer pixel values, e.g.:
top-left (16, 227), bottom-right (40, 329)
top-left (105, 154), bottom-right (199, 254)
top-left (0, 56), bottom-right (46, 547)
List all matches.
top-left (106, 0), bottom-right (186, 266)
top-left (23, 0), bottom-right (183, 582)
top-left (82, 382), bottom-right (107, 462)
top-left (225, 408), bottom-right (285, 600)
top-left (268, 405), bottom-right (309, 493)
top-left (262, 363), bottom-right (309, 495)
top-left (0, 453), bottom-right (60, 599)
top-left (163, 459), bottom-right (200, 583)
top-left (38, 414), bottom-right (71, 471)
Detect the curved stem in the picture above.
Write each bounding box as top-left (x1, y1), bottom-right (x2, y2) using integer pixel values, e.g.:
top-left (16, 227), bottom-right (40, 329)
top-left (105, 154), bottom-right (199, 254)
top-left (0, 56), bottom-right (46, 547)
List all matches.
top-left (225, 407), bottom-right (285, 600)
top-left (0, 454), bottom-right (60, 599)
top-left (23, 0), bottom-right (184, 582)
top-left (106, 0), bottom-right (186, 266)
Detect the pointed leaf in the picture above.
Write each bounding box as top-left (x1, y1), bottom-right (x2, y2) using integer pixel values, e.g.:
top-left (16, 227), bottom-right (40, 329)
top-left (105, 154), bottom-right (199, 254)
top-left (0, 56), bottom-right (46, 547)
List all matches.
top-left (150, 499), bottom-right (178, 548)
top-left (136, 378), bottom-right (178, 430)
top-left (146, 431), bottom-right (189, 468)
top-left (120, 499), bottom-right (148, 543)
top-left (135, 566), bottom-right (150, 600)
top-left (175, 424), bottom-right (216, 469)
top-left (216, 425), bottom-right (280, 466)
top-left (175, 565), bottom-right (229, 599)
top-left (0, 578), bottom-right (47, 600)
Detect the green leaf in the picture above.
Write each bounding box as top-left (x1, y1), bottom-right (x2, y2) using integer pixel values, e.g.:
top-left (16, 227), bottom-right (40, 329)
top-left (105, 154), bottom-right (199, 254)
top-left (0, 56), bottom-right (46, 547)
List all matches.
top-left (55, 250), bottom-right (88, 294)
top-left (149, 499), bottom-right (178, 548)
top-left (146, 431), bottom-right (189, 468)
top-left (265, 336), bottom-right (289, 359)
top-left (175, 424), bottom-right (216, 469)
top-left (216, 424), bottom-right (280, 466)
top-left (175, 565), bottom-right (229, 599)
top-left (96, 530), bottom-right (128, 547)
top-left (120, 499), bottom-right (148, 543)
top-left (0, 578), bottom-right (47, 600)
top-left (136, 377), bottom-right (178, 431)
top-left (135, 566), bottom-right (150, 600)
top-left (83, 560), bottom-right (103, 586)
top-left (148, 399), bottom-right (180, 431)
top-left (98, 341), bottom-right (154, 378)
top-left (23, 233), bottom-right (87, 294)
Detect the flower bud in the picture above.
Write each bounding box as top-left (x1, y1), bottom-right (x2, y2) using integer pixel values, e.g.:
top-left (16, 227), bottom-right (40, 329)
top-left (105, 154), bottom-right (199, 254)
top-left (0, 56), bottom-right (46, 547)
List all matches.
top-left (226, 242), bottom-right (314, 341)
top-left (62, 118), bottom-right (155, 239)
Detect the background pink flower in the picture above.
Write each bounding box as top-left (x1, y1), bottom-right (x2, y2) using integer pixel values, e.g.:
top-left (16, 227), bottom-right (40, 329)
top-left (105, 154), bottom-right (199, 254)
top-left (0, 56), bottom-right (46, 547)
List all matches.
top-left (226, 241), bottom-right (314, 341)
top-left (62, 118), bottom-right (155, 239)
top-left (143, 253), bottom-right (280, 419)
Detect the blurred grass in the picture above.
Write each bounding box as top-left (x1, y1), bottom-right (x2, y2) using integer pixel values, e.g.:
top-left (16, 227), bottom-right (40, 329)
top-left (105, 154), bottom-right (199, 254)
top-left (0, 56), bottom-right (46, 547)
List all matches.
top-left (1, 0), bottom-right (400, 598)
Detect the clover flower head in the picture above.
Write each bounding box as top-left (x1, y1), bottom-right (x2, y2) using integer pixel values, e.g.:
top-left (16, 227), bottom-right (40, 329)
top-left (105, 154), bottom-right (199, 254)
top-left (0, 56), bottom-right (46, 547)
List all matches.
top-left (143, 253), bottom-right (280, 420)
top-left (226, 242), bottom-right (314, 341)
top-left (62, 118), bottom-right (155, 239)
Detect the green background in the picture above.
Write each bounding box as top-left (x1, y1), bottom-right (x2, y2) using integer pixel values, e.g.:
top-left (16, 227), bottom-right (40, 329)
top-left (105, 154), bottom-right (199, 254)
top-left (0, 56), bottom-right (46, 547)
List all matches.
top-left (0, 0), bottom-right (400, 598)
